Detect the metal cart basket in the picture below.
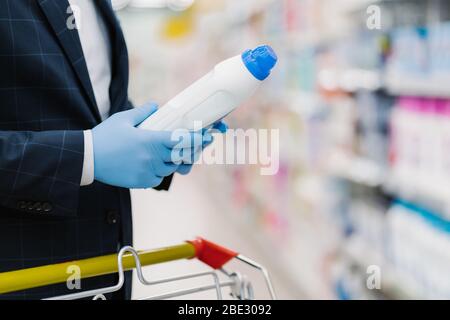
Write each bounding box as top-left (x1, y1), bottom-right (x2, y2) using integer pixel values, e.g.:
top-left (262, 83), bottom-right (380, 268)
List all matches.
top-left (0, 237), bottom-right (276, 300)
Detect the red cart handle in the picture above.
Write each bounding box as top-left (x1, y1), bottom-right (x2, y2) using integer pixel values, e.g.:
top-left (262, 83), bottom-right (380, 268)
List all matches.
top-left (188, 237), bottom-right (239, 269)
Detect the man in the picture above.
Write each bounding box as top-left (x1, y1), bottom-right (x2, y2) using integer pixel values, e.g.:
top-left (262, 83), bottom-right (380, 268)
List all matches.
top-left (0, 0), bottom-right (224, 299)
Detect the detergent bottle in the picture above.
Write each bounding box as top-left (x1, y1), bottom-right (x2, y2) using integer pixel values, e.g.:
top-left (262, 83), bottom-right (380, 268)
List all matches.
top-left (139, 45), bottom-right (278, 131)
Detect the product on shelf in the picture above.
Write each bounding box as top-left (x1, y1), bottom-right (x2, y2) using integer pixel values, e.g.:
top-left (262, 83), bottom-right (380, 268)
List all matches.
top-left (386, 22), bottom-right (450, 97)
top-left (387, 200), bottom-right (450, 299)
top-left (389, 97), bottom-right (450, 191)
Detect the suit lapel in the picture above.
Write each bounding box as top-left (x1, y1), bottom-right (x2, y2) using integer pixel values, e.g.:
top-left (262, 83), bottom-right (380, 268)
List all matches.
top-left (37, 0), bottom-right (102, 122)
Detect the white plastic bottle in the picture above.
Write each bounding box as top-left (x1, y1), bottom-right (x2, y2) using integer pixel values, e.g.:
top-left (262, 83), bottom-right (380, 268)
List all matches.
top-left (139, 45), bottom-right (278, 131)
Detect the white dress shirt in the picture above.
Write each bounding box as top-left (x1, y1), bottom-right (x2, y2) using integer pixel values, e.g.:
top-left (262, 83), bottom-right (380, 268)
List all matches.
top-left (68, 0), bottom-right (113, 186)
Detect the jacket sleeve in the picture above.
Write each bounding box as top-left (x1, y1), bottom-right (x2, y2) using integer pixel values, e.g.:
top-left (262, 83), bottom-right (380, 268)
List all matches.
top-left (0, 130), bottom-right (84, 217)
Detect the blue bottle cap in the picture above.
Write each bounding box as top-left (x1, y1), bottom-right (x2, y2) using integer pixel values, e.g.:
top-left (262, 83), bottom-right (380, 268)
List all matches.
top-left (242, 45), bottom-right (278, 81)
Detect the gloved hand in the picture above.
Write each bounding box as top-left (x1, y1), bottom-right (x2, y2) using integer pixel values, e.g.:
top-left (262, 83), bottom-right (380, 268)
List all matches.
top-left (175, 121), bottom-right (228, 175)
top-left (92, 103), bottom-right (201, 189)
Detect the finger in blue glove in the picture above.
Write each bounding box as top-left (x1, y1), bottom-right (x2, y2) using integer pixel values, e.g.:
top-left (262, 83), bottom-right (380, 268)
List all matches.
top-left (175, 121), bottom-right (228, 175)
top-left (92, 103), bottom-right (183, 189)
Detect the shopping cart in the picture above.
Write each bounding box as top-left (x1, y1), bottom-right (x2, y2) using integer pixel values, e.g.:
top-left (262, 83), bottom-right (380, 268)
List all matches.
top-left (0, 237), bottom-right (276, 300)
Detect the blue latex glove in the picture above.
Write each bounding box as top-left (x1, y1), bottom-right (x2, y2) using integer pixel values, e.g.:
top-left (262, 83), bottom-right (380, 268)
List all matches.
top-left (92, 103), bottom-right (201, 189)
top-left (176, 121), bottom-right (228, 175)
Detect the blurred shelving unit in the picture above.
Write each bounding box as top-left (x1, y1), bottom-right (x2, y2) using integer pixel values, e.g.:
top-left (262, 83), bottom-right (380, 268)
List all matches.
top-left (197, 0), bottom-right (450, 299)
top-left (318, 0), bottom-right (450, 299)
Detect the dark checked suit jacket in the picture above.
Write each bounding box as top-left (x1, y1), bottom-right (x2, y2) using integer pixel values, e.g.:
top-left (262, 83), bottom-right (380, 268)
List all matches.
top-left (0, 0), bottom-right (171, 300)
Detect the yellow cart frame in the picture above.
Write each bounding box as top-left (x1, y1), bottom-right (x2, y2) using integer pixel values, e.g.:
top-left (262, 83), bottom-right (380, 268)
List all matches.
top-left (0, 237), bottom-right (276, 300)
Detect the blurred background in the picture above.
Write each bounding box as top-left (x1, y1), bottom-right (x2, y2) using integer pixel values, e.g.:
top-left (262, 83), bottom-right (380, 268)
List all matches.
top-left (111, 0), bottom-right (450, 300)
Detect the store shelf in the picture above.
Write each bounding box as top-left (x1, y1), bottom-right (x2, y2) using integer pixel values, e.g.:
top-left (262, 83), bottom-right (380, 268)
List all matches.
top-left (385, 73), bottom-right (450, 99)
top-left (318, 69), bottom-right (383, 93)
top-left (342, 0), bottom-right (386, 13)
top-left (318, 70), bottom-right (450, 98)
top-left (315, 67), bottom-right (450, 98)
top-left (327, 152), bottom-right (450, 216)
top-left (384, 171), bottom-right (450, 216)
top-left (326, 152), bottom-right (386, 188)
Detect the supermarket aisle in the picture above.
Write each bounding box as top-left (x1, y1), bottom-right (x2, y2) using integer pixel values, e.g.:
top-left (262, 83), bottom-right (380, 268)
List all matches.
top-left (130, 167), bottom-right (299, 300)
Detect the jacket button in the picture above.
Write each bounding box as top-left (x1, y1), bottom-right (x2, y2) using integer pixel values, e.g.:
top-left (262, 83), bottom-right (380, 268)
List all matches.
top-left (27, 202), bottom-right (35, 211)
top-left (34, 202), bottom-right (43, 212)
top-left (106, 211), bottom-right (119, 224)
top-left (17, 201), bottom-right (27, 210)
top-left (42, 202), bottom-right (53, 213)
